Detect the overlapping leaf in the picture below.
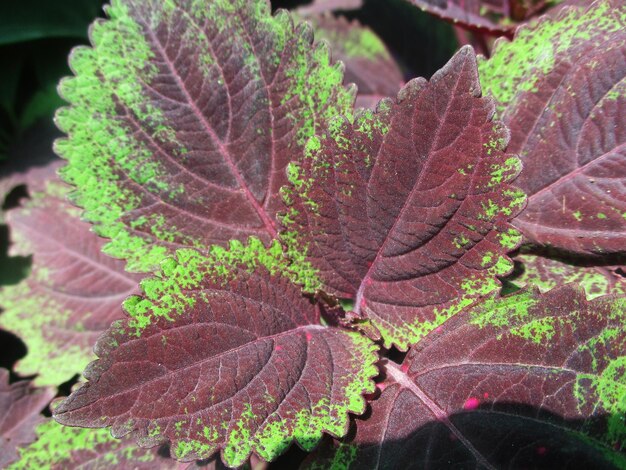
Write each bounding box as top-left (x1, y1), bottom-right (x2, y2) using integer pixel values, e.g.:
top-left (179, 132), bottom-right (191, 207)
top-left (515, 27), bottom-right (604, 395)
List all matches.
top-left (0, 369), bottom-right (54, 468)
top-left (53, 249), bottom-right (378, 467)
top-left (304, 286), bottom-right (626, 469)
top-left (56, 0), bottom-right (354, 273)
top-left (283, 46), bottom-right (525, 349)
top-left (479, 0), bottom-right (626, 255)
top-left (0, 181), bottom-right (142, 386)
top-left (8, 419), bottom-right (180, 470)
top-left (510, 253), bottom-right (626, 299)
top-left (402, 0), bottom-right (513, 35)
top-left (305, 14), bottom-right (403, 109)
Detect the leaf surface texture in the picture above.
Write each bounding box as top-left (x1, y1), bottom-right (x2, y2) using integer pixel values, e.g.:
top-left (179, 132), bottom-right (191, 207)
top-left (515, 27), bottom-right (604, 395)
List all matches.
top-left (479, 1), bottom-right (626, 255)
top-left (54, 251), bottom-right (378, 467)
top-left (284, 47), bottom-right (524, 349)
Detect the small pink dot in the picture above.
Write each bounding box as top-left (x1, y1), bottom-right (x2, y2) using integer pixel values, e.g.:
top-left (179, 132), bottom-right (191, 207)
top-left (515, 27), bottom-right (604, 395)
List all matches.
top-left (305, 332), bottom-right (313, 342)
top-left (435, 327), bottom-right (443, 333)
top-left (483, 392), bottom-right (489, 399)
top-left (360, 299), bottom-right (367, 308)
top-left (536, 446), bottom-right (547, 456)
top-left (463, 397), bottom-right (480, 410)
top-left (376, 382), bottom-right (387, 392)
top-left (275, 345), bottom-right (283, 352)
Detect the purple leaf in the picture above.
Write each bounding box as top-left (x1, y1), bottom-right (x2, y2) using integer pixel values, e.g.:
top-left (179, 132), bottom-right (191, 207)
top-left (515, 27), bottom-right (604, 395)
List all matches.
top-left (0, 369), bottom-right (54, 468)
top-left (401, 0), bottom-right (513, 35)
top-left (305, 14), bottom-right (404, 109)
top-left (0, 181), bottom-right (142, 386)
top-left (55, 0), bottom-right (354, 273)
top-left (283, 47), bottom-right (525, 349)
top-left (303, 286), bottom-right (626, 468)
top-left (53, 250), bottom-right (378, 467)
top-left (479, 1), bottom-right (626, 255)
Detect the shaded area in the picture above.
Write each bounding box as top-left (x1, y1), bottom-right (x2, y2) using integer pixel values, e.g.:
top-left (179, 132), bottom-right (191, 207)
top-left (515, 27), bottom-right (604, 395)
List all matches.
top-left (0, 224), bottom-right (30, 287)
top-left (345, 0), bottom-right (458, 79)
top-left (306, 403), bottom-right (625, 469)
top-left (0, 0), bottom-right (106, 159)
top-left (0, 330), bottom-right (27, 380)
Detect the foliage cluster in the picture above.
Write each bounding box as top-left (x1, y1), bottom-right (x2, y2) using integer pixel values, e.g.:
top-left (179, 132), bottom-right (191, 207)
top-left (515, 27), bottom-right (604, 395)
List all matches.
top-left (0, 0), bottom-right (625, 468)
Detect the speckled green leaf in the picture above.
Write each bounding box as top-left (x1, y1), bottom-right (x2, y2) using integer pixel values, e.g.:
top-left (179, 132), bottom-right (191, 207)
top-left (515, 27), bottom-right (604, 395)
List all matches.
top-left (56, 0), bottom-right (354, 273)
top-left (303, 286), bottom-right (626, 469)
top-left (8, 419), bottom-right (176, 470)
top-left (479, 0), bottom-right (626, 255)
top-left (0, 181), bottom-right (142, 386)
top-left (283, 47), bottom-right (525, 350)
top-left (53, 248), bottom-right (378, 467)
top-left (509, 253), bottom-right (626, 299)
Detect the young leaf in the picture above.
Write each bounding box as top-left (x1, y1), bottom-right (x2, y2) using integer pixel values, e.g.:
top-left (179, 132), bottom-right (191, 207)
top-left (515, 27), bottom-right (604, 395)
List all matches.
top-left (0, 181), bottom-right (142, 386)
top-left (0, 369), bottom-right (55, 468)
top-left (478, 0), bottom-right (626, 256)
top-left (8, 419), bottom-right (177, 470)
top-left (304, 286), bottom-right (626, 469)
top-left (53, 249), bottom-right (378, 467)
top-left (55, 0), bottom-right (354, 273)
top-left (510, 253), bottom-right (626, 299)
top-left (283, 46), bottom-right (525, 349)
top-left (305, 14), bottom-right (404, 109)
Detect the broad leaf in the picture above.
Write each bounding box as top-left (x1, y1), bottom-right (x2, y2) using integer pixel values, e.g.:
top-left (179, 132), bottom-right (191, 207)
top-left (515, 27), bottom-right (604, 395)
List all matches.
top-left (56, 0), bottom-right (353, 273)
top-left (510, 253), bottom-right (626, 299)
top-left (53, 249), bottom-right (378, 467)
top-left (0, 181), bottom-right (142, 386)
top-left (402, 0), bottom-right (513, 35)
top-left (479, 0), bottom-right (626, 256)
top-left (304, 286), bottom-right (626, 469)
top-left (0, 369), bottom-right (54, 468)
top-left (283, 47), bottom-right (525, 349)
top-left (306, 14), bottom-right (403, 109)
top-left (8, 419), bottom-right (177, 470)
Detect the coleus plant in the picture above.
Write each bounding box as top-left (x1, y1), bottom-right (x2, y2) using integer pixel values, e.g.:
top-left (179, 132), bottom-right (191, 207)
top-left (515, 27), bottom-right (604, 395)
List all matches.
top-left (0, 0), bottom-right (624, 468)
top-left (401, 0), bottom-right (594, 37)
